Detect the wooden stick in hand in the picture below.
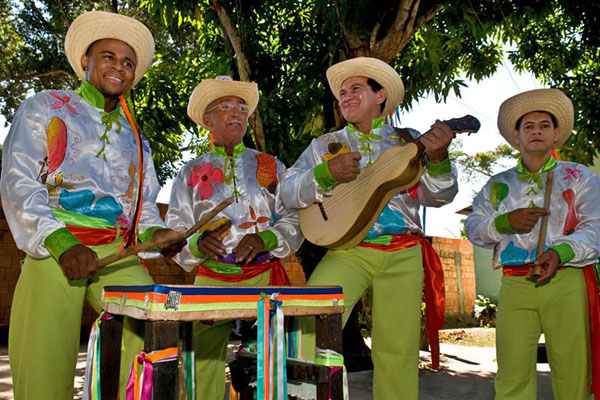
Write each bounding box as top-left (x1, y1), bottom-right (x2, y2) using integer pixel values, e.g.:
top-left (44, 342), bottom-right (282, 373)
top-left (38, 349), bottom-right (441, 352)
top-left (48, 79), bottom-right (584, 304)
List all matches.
top-left (534, 170), bottom-right (553, 276)
top-left (97, 197), bottom-right (233, 268)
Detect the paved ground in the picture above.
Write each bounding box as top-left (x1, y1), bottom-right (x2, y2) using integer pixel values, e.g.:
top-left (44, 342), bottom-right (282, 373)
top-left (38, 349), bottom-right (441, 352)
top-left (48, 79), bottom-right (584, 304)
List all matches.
top-left (0, 328), bottom-right (555, 399)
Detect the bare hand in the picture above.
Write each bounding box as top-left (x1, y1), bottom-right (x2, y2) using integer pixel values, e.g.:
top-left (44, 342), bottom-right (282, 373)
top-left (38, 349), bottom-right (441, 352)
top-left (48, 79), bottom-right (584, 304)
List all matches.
top-left (234, 233), bottom-right (266, 264)
top-left (422, 120), bottom-right (454, 163)
top-left (198, 222), bottom-right (230, 260)
top-left (58, 244), bottom-right (98, 280)
top-left (529, 249), bottom-right (560, 282)
top-left (507, 207), bottom-right (550, 233)
top-left (327, 152), bottom-right (361, 183)
top-left (152, 228), bottom-right (187, 258)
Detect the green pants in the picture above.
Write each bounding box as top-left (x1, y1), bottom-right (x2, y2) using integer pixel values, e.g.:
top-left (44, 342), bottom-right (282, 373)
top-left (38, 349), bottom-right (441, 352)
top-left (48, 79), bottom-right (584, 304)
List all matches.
top-left (496, 268), bottom-right (591, 400)
top-left (193, 271), bottom-right (271, 400)
top-left (8, 240), bottom-right (153, 400)
top-left (303, 244), bottom-right (423, 400)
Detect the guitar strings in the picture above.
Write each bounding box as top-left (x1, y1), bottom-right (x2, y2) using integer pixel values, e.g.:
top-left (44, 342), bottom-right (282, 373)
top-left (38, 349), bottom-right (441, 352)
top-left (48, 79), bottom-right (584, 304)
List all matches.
top-left (319, 145), bottom-right (417, 210)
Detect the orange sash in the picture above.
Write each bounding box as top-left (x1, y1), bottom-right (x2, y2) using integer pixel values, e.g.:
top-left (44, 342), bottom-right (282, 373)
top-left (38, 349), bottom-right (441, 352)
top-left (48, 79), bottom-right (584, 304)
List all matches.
top-left (65, 225), bottom-right (123, 246)
top-left (360, 234), bottom-right (445, 369)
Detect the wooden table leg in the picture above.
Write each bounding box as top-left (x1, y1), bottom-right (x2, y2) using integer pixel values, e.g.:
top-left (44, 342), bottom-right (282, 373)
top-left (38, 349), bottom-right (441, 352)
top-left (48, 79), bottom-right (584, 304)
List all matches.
top-left (144, 321), bottom-right (180, 400)
top-left (316, 314), bottom-right (343, 400)
top-left (99, 315), bottom-right (123, 399)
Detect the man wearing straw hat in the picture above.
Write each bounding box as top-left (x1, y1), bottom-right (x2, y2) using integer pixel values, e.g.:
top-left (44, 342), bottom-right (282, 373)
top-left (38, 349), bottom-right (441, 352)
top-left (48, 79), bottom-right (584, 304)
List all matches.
top-left (0, 11), bottom-right (185, 399)
top-left (166, 76), bottom-right (304, 399)
top-left (466, 88), bottom-right (600, 399)
top-left (280, 57), bottom-right (457, 399)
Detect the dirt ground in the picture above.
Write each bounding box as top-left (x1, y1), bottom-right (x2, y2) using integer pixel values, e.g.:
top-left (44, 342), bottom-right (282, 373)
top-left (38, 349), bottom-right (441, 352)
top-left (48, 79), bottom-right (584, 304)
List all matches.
top-left (0, 327), bottom-right (555, 400)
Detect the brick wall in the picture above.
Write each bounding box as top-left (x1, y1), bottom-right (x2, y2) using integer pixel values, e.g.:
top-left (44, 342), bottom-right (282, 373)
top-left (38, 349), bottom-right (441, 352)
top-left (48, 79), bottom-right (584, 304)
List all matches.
top-left (0, 200), bottom-right (473, 326)
top-left (432, 237), bottom-right (477, 318)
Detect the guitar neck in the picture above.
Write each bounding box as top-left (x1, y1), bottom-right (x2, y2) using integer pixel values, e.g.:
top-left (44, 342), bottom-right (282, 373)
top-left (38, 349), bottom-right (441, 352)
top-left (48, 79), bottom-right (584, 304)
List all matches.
top-left (412, 114), bottom-right (481, 147)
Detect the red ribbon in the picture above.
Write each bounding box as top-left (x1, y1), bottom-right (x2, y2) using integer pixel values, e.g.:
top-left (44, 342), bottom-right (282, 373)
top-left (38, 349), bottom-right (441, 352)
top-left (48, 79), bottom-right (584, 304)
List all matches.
top-left (359, 234), bottom-right (445, 369)
top-left (502, 264), bottom-right (566, 276)
top-left (503, 264), bottom-right (600, 397)
top-left (584, 265), bottom-right (600, 398)
top-left (196, 259), bottom-right (291, 286)
top-left (65, 225), bottom-right (124, 246)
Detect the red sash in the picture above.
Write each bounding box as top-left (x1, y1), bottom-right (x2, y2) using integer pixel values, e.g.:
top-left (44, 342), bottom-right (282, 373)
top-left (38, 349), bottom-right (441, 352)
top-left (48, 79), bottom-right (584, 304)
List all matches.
top-left (196, 259), bottom-right (291, 286)
top-left (502, 263), bottom-right (600, 398)
top-left (65, 225), bottom-right (124, 246)
top-left (359, 234), bottom-right (445, 370)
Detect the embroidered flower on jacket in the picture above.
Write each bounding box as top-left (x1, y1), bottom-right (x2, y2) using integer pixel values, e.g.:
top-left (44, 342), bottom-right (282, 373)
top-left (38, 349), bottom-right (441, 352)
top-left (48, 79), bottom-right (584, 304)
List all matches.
top-left (563, 167), bottom-right (581, 181)
top-left (49, 92), bottom-right (77, 114)
top-left (188, 162), bottom-right (224, 200)
top-left (238, 205), bottom-right (270, 233)
top-left (322, 142), bottom-right (351, 162)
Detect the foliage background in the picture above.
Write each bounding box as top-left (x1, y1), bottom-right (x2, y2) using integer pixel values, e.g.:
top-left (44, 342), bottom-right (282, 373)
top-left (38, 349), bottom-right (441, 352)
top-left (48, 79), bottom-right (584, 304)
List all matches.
top-left (0, 0), bottom-right (598, 184)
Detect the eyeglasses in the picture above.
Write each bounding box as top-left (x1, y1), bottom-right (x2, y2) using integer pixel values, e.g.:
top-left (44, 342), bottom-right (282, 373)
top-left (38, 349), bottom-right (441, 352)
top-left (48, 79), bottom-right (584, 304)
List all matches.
top-left (206, 103), bottom-right (250, 114)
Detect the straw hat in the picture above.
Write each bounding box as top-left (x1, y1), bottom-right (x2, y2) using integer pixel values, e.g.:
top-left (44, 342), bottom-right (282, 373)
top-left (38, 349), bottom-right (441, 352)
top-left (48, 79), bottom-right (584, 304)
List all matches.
top-left (326, 57), bottom-right (405, 116)
top-left (497, 88), bottom-right (574, 149)
top-left (64, 11), bottom-right (155, 86)
top-left (187, 76), bottom-right (259, 129)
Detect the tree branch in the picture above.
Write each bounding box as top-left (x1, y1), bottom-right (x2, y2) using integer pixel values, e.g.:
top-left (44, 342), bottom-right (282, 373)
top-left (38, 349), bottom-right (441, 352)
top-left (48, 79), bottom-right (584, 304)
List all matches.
top-left (209, 0), bottom-right (266, 153)
top-left (412, 4), bottom-right (444, 35)
top-left (371, 0), bottom-right (420, 62)
top-left (2, 69), bottom-right (78, 83)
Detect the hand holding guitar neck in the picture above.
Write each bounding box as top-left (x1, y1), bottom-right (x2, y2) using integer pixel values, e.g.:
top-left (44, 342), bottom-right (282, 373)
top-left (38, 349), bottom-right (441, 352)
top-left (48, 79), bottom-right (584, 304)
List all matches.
top-left (97, 197), bottom-right (233, 268)
top-left (419, 120), bottom-right (454, 163)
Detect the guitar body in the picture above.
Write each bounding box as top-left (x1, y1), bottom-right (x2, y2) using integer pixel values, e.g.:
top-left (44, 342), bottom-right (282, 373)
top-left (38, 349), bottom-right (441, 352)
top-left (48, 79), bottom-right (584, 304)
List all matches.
top-left (298, 143), bottom-right (424, 249)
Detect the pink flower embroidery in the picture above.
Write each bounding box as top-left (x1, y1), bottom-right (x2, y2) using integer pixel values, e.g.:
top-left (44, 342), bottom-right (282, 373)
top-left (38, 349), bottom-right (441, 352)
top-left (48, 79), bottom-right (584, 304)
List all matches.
top-left (49, 92), bottom-right (77, 114)
top-left (187, 162), bottom-right (224, 200)
top-left (563, 167), bottom-right (581, 181)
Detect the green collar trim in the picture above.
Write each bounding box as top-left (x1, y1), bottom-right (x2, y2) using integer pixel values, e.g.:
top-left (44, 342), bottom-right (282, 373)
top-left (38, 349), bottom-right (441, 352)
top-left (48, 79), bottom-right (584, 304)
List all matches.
top-left (76, 81), bottom-right (125, 115)
top-left (212, 141), bottom-right (246, 157)
top-left (77, 81), bottom-right (127, 161)
top-left (348, 117), bottom-right (384, 134)
top-left (516, 156), bottom-right (557, 174)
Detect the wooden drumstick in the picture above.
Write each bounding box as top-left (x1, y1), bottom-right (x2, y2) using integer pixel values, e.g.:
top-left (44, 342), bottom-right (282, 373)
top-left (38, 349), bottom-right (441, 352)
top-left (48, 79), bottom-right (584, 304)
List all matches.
top-left (534, 170), bottom-right (553, 276)
top-left (97, 197), bottom-right (233, 268)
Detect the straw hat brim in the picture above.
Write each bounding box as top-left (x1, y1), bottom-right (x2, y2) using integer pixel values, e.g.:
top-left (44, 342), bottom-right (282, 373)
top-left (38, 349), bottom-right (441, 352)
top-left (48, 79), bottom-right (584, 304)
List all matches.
top-left (497, 88), bottom-right (574, 149)
top-left (326, 57), bottom-right (405, 116)
top-left (187, 80), bottom-right (259, 129)
top-left (64, 11), bottom-right (155, 86)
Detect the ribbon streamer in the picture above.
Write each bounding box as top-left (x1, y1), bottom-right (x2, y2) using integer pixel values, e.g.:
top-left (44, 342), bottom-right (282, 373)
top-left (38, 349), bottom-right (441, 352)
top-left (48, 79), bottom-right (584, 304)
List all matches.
top-left (257, 293), bottom-right (287, 400)
top-left (83, 313), bottom-right (114, 400)
top-left (316, 348), bottom-right (349, 400)
top-left (126, 347), bottom-right (178, 400)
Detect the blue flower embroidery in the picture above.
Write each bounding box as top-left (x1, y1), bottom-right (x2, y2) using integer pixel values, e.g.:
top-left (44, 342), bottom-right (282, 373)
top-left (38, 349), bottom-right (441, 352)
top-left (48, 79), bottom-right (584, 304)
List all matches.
top-left (365, 204), bottom-right (406, 239)
top-left (500, 241), bottom-right (531, 265)
top-left (59, 189), bottom-right (123, 225)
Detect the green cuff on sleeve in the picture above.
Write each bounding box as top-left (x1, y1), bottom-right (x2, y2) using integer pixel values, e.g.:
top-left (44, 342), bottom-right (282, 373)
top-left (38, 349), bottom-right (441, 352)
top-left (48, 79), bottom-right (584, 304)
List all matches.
top-left (44, 227), bottom-right (82, 260)
top-left (424, 155), bottom-right (452, 177)
top-left (313, 161), bottom-right (338, 191)
top-left (549, 243), bottom-right (575, 265)
top-left (189, 233), bottom-right (204, 259)
top-left (137, 226), bottom-right (164, 243)
top-left (494, 213), bottom-right (515, 234)
top-left (257, 230), bottom-right (278, 251)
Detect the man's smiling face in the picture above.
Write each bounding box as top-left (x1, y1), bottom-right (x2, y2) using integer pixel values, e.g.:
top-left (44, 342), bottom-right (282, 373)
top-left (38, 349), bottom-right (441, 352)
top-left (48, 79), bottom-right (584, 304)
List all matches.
top-left (81, 38), bottom-right (137, 99)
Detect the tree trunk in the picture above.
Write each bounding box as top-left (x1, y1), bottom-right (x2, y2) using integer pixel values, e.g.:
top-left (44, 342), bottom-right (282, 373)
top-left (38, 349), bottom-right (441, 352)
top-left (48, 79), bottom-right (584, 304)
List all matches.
top-left (209, 0), bottom-right (266, 153)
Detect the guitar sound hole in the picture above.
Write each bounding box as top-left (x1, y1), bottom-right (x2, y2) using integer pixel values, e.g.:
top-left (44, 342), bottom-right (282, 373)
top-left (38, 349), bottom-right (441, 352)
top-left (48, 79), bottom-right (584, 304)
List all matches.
top-left (318, 202), bottom-right (328, 221)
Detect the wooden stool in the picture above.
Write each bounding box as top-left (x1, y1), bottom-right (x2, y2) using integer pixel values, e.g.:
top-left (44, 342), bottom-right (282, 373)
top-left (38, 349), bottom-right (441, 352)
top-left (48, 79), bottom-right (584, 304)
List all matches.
top-left (97, 284), bottom-right (345, 399)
